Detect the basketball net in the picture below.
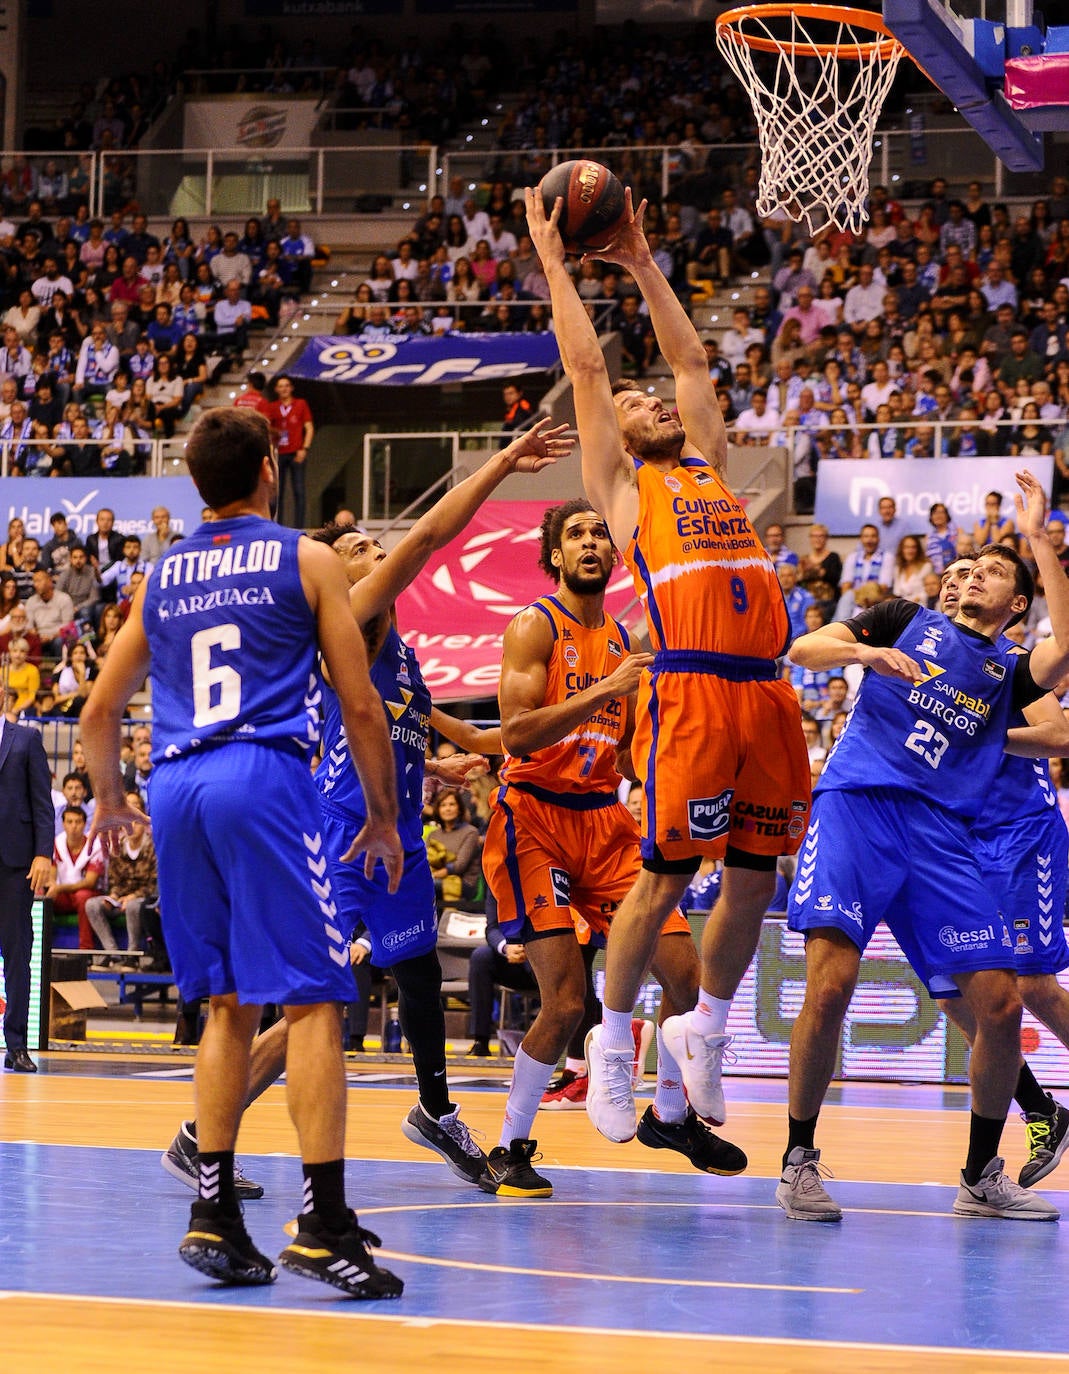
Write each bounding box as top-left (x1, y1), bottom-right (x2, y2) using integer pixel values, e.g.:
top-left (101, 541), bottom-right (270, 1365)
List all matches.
top-left (716, 5), bottom-right (906, 234)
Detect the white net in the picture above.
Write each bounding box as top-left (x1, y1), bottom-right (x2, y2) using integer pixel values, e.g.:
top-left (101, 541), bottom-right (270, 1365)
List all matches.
top-left (716, 6), bottom-right (905, 234)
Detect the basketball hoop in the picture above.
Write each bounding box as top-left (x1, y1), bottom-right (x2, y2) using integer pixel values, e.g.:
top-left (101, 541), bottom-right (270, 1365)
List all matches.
top-left (716, 4), bottom-right (906, 234)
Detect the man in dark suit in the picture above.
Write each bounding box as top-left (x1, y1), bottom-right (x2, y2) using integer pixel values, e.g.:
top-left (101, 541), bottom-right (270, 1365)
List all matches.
top-left (0, 720), bottom-right (55, 1071)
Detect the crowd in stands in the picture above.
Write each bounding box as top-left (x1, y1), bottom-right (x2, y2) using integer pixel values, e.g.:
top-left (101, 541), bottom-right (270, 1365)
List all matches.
top-left (0, 200), bottom-right (316, 473)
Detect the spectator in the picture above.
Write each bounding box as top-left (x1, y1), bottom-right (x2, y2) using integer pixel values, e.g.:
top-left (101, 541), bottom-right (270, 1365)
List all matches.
top-left (53, 643), bottom-right (96, 718)
top-left (233, 370), bottom-right (272, 416)
top-left (41, 512), bottom-right (83, 576)
top-left (56, 545), bottom-right (100, 627)
top-left (843, 263), bottom-right (885, 332)
top-left (84, 791), bottom-right (156, 961)
top-left (11, 538), bottom-right (41, 602)
top-left (837, 522), bottom-right (894, 618)
top-left (425, 788), bottom-right (481, 905)
top-left (873, 494), bottom-right (910, 554)
top-left (211, 279), bottom-right (252, 369)
top-left (501, 382), bottom-right (534, 433)
top-left (466, 893), bottom-right (538, 1058)
top-left (141, 506), bottom-right (183, 563)
top-left (778, 561), bottom-right (815, 640)
top-left (269, 373), bottom-right (314, 529)
top-left (733, 387), bottom-right (779, 444)
top-left (25, 568), bottom-right (76, 657)
top-left (74, 321), bottom-right (119, 406)
top-left (797, 522), bottom-right (842, 617)
top-left (280, 217), bottom-right (315, 293)
top-left (99, 533), bottom-right (149, 601)
top-left (5, 637), bottom-right (39, 713)
top-left (892, 534), bottom-right (934, 604)
top-left (763, 522), bottom-right (798, 568)
top-left (48, 804), bottom-right (104, 950)
top-left (996, 327), bottom-right (1044, 391)
top-left (208, 232), bottom-right (252, 291)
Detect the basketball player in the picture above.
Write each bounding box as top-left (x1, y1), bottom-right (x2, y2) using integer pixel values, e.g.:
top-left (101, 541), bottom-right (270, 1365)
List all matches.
top-left (82, 408), bottom-right (407, 1295)
top-left (937, 556), bottom-right (1069, 1186)
top-left (526, 187), bottom-right (811, 1145)
top-left (159, 419), bottom-right (571, 1194)
top-left (479, 501), bottom-right (747, 1195)
top-left (779, 472), bottom-right (1069, 1222)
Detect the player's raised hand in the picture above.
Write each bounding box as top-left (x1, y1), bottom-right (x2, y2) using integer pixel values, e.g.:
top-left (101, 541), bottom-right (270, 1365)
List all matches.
top-left (89, 796), bottom-right (152, 856)
top-left (500, 416), bottom-right (574, 473)
top-left (600, 650), bottom-right (655, 700)
top-left (525, 186), bottom-right (566, 266)
top-left (583, 187), bottom-right (649, 269)
top-left (860, 645), bottom-right (923, 683)
top-left (341, 818), bottom-right (405, 893)
top-left (1014, 469), bottom-right (1049, 544)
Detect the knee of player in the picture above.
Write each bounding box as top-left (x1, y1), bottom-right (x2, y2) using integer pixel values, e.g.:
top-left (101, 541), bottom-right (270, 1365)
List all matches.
top-left (1019, 973), bottom-right (1065, 1020)
top-left (544, 989), bottom-right (586, 1036)
top-left (972, 975), bottom-right (1023, 1031)
top-left (803, 975), bottom-right (855, 1025)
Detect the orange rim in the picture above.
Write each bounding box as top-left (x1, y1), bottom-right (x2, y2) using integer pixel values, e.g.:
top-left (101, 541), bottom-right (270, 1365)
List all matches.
top-left (716, 3), bottom-right (903, 60)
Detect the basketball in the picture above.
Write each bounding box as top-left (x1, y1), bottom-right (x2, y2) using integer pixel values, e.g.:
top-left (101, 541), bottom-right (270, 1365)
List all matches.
top-left (538, 160), bottom-right (628, 253)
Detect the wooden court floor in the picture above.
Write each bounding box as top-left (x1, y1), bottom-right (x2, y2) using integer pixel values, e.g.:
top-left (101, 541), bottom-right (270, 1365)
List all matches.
top-left (3, 1052), bottom-right (1069, 1372)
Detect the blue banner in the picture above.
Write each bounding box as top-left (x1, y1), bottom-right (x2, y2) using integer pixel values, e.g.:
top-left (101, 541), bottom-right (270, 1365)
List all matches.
top-left (813, 458), bottom-right (1055, 536)
top-left (289, 333), bottom-right (562, 386)
top-left (0, 478), bottom-right (204, 547)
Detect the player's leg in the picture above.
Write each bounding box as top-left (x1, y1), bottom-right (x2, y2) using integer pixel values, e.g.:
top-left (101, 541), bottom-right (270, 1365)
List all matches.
top-left (278, 998), bottom-right (404, 1297)
top-left (1017, 975), bottom-right (1069, 1185)
top-left (481, 930), bottom-right (587, 1199)
top-left (542, 942), bottom-right (600, 1107)
top-left (948, 967), bottom-right (1056, 1219)
top-left (639, 929), bottom-right (747, 1175)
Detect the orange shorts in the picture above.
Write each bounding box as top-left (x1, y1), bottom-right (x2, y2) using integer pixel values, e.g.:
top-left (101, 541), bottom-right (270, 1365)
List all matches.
top-left (633, 668), bottom-right (811, 866)
top-left (482, 783), bottom-right (691, 942)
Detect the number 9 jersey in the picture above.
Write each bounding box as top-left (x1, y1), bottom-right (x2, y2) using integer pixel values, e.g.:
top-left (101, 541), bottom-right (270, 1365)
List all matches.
top-left (144, 517), bottom-right (321, 762)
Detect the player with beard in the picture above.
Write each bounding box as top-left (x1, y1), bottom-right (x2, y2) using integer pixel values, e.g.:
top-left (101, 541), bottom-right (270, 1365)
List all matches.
top-left (527, 188), bottom-right (811, 1146)
top-left (478, 501), bottom-right (747, 1197)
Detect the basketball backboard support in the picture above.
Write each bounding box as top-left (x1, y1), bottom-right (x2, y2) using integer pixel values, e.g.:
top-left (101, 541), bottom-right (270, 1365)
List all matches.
top-left (882, 0), bottom-right (1069, 171)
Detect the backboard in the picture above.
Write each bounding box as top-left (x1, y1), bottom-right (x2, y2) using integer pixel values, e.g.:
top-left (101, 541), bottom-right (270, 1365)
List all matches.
top-left (882, 0), bottom-right (1069, 170)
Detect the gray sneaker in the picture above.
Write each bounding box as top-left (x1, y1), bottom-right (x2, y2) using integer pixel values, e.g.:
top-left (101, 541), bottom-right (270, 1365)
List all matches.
top-left (954, 1156), bottom-right (1060, 1221)
top-left (775, 1146), bottom-right (843, 1222)
top-left (401, 1103), bottom-right (487, 1185)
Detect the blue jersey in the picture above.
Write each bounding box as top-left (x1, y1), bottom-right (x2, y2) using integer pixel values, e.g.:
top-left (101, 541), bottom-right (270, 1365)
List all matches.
top-left (819, 600), bottom-right (1038, 821)
top-left (315, 622), bottom-right (430, 849)
top-left (144, 516), bottom-right (321, 763)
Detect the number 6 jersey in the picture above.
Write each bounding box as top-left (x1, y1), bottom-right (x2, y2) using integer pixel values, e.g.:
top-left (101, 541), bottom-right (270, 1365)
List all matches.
top-left (823, 599), bottom-right (1043, 820)
top-left (144, 516), bottom-right (321, 761)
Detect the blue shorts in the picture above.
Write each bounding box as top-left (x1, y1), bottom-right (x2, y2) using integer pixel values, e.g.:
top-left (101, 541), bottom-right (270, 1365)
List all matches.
top-left (975, 814), bottom-right (1069, 978)
top-left (319, 802), bottom-right (438, 967)
top-left (789, 788), bottom-right (1013, 997)
top-left (151, 746), bottom-right (354, 1005)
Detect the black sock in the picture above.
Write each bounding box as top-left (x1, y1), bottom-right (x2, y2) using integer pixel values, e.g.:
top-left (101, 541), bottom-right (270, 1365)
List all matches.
top-left (784, 1113), bottom-right (820, 1170)
top-left (394, 951), bottom-right (451, 1118)
top-left (198, 1150), bottom-right (239, 1215)
top-left (964, 1112), bottom-right (1006, 1185)
top-left (1014, 1063), bottom-right (1053, 1118)
top-left (301, 1159), bottom-right (349, 1230)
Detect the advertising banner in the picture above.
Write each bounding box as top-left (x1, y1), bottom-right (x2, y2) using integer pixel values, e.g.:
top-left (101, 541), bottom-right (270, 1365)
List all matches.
top-left (0, 478), bottom-right (203, 547)
top-left (183, 98), bottom-right (321, 151)
top-left (289, 333), bottom-right (561, 387)
top-left (396, 501), bottom-right (643, 701)
top-left (814, 456), bottom-right (1055, 536)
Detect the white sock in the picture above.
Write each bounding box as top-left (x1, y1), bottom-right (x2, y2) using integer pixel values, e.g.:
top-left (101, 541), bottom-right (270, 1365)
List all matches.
top-left (688, 988), bottom-right (731, 1037)
top-left (653, 1025), bottom-right (688, 1124)
top-left (565, 1057), bottom-right (587, 1076)
top-left (600, 1006), bottom-right (635, 1054)
top-left (499, 1046), bottom-right (557, 1149)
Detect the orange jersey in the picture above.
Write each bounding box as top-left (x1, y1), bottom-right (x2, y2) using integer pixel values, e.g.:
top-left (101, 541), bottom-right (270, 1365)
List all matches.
top-left (500, 594), bottom-right (632, 799)
top-left (624, 456), bottom-right (789, 660)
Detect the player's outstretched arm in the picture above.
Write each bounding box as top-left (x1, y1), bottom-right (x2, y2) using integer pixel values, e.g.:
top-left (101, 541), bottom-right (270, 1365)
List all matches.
top-left (500, 606), bottom-right (653, 756)
top-left (81, 578), bottom-right (154, 852)
top-left (350, 417), bottom-right (572, 624)
top-left (430, 706), bottom-right (502, 759)
top-left (1005, 692), bottom-right (1069, 757)
top-left (591, 188), bottom-right (725, 474)
top-left (789, 619), bottom-right (922, 681)
top-left (301, 538), bottom-right (403, 890)
top-left (1019, 471), bottom-right (1069, 688)
top-left (525, 186), bottom-right (636, 543)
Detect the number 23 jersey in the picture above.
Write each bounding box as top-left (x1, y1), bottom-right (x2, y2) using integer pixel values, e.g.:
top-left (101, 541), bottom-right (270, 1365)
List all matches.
top-left (144, 516), bottom-right (321, 762)
top-left (821, 600), bottom-right (1043, 820)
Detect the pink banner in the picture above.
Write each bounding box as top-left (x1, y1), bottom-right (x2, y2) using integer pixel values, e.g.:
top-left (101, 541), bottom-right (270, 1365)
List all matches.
top-left (395, 501), bottom-right (643, 703)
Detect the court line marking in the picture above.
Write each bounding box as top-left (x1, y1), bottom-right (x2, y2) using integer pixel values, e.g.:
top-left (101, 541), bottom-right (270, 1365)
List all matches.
top-left (1, 1290), bottom-right (1067, 1361)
